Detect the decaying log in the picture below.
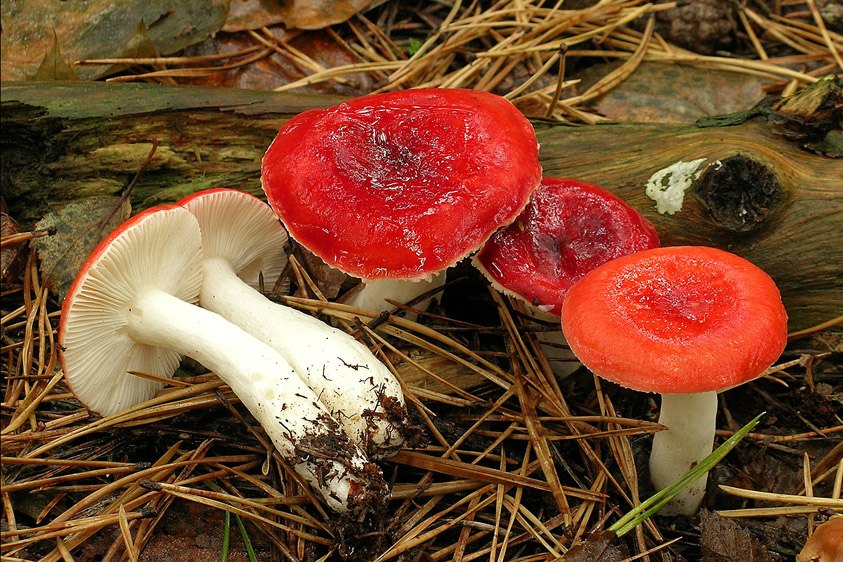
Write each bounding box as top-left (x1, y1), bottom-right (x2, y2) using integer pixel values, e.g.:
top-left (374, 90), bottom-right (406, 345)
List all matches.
top-left (1, 79), bottom-right (841, 331)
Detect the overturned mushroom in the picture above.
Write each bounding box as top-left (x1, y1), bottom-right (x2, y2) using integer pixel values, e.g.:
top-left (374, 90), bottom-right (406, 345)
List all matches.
top-left (179, 188), bottom-right (412, 458)
top-left (59, 205), bottom-right (387, 514)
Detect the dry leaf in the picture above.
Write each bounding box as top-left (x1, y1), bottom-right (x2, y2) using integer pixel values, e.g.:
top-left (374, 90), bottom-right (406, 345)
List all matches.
top-left (563, 531), bottom-right (629, 562)
top-left (278, 0), bottom-right (371, 30)
top-left (29, 32), bottom-right (80, 81)
top-left (33, 196), bottom-right (131, 302)
top-left (700, 509), bottom-right (773, 562)
top-left (579, 62), bottom-right (772, 122)
top-left (1, 0), bottom-right (229, 80)
top-left (292, 244), bottom-right (350, 299)
top-left (1, 202), bottom-right (28, 285)
top-left (223, 0), bottom-right (287, 32)
top-left (180, 29), bottom-right (374, 95)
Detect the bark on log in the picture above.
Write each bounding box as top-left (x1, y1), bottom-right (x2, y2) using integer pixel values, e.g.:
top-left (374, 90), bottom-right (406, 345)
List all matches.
top-left (2, 80), bottom-right (841, 332)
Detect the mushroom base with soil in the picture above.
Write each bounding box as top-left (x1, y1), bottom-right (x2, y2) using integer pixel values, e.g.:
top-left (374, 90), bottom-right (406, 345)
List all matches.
top-left (199, 255), bottom-right (411, 458)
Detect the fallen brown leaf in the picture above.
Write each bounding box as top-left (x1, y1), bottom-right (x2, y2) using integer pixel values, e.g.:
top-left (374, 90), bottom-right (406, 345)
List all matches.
top-left (579, 62), bottom-right (772, 122)
top-left (700, 509), bottom-right (774, 562)
top-left (0, 0), bottom-right (228, 80)
top-left (278, 0), bottom-right (371, 30)
top-left (1, 201), bottom-right (27, 285)
top-left (562, 530), bottom-right (629, 562)
top-left (223, 0), bottom-right (288, 32)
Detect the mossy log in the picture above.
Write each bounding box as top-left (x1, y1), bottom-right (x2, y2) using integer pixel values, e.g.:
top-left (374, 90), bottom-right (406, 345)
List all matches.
top-left (2, 80), bottom-right (841, 331)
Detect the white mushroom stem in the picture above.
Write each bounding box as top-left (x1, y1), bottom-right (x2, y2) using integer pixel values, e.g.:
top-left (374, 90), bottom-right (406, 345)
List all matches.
top-left (649, 391), bottom-right (718, 516)
top-left (343, 274), bottom-right (446, 320)
top-left (126, 287), bottom-right (385, 513)
top-left (199, 256), bottom-right (410, 458)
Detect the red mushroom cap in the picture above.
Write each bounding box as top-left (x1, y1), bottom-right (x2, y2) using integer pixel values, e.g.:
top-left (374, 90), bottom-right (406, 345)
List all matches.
top-left (474, 177), bottom-right (659, 316)
top-left (261, 88), bottom-right (541, 281)
top-left (561, 246), bottom-right (788, 394)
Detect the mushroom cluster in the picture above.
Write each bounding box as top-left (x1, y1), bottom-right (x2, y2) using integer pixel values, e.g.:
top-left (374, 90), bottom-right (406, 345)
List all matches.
top-left (59, 205), bottom-right (388, 514)
top-left (60, 86), bottom-right (789, 523)
top-left (60, 87), bottom-right (546, 517)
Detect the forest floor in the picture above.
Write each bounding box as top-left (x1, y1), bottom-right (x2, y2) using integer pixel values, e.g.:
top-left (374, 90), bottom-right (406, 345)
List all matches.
top-left (2, 1), bottom-right (842, 561)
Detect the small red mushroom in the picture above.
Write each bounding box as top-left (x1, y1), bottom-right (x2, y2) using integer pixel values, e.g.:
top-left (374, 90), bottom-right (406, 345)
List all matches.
top-left (473, 177), bottom-right (659, 376)
top-left (261, 88), bottom-right (541, 314)
top-left (561, 246), bottom-right (788, 515)
top-left (474, 177), bottom-right (659, 317)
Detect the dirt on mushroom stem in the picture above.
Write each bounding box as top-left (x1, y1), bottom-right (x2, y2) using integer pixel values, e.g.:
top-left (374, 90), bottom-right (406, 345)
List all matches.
top-left (362, 391), bottom-right (428, 453)
top-left (291, 411), bottom-right (390, 514)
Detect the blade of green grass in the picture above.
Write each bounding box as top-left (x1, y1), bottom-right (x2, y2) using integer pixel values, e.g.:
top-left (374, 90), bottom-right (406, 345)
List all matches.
top-left (609, 411), bottom-right (765, 537)
top-left (221, 510), bottom-right (231, 562)
top-left (235, 513), bottom-right (258, 562)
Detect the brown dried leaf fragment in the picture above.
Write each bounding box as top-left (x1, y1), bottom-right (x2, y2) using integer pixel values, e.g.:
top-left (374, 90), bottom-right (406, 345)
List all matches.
top-left (1, 201), bottom-right (27, 285)
top-left (278, 0), bottom-right (371, 30)
top-left (700, 509), bottom-right (774, 562)
top-left (563, 531), bottom-right (629, 562)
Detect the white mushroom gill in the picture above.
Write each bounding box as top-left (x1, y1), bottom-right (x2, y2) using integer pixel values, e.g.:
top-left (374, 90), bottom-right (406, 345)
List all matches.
top-left (181, 189), bottom-right (413, 458)
top-left (59, 206), bottom-right (386, 513)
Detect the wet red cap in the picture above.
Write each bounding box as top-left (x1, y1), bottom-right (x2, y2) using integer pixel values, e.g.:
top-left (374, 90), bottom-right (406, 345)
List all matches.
top-left (261, 88), bottom-right (541, 280)
top-left (474, 177), bottom-right (659, 316)
top-left (561, 246), bottom-right (788, 394)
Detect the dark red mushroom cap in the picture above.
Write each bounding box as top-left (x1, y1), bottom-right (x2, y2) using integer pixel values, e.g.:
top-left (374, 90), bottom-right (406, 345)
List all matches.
top-left (474, 178), bottom-right (659, 316)
top-left (261, 88), bottom-right (541, 280)
top-left (561, 246), bottom-right (788, 394)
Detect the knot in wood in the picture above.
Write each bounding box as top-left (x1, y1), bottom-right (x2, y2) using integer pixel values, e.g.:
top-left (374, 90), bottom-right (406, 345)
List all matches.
top-left (696, 155), bottom-right (780, 232)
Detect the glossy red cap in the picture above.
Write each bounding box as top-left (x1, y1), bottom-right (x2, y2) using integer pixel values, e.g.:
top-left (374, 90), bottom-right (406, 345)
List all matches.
top-left (474, 178), bottom-right (659, 316)
top-left (561, 246), bottom-right (788, 394)
top-left (261, 88), bottom-right (541, 281)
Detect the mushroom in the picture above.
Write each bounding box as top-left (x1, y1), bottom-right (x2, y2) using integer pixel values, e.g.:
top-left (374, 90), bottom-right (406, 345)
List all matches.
top-left (797, 516), bottom-right (843, 562)
top-left (178, 188), bottom-right (411, 458)
top-left (260, 87), bottom-right (542, 315)
top-left (473, 177), bottom-right (660, 376)
top-left (59, 205), bottom-right (387, 514)
top-left (560, 246), bottom-right (787, 515)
